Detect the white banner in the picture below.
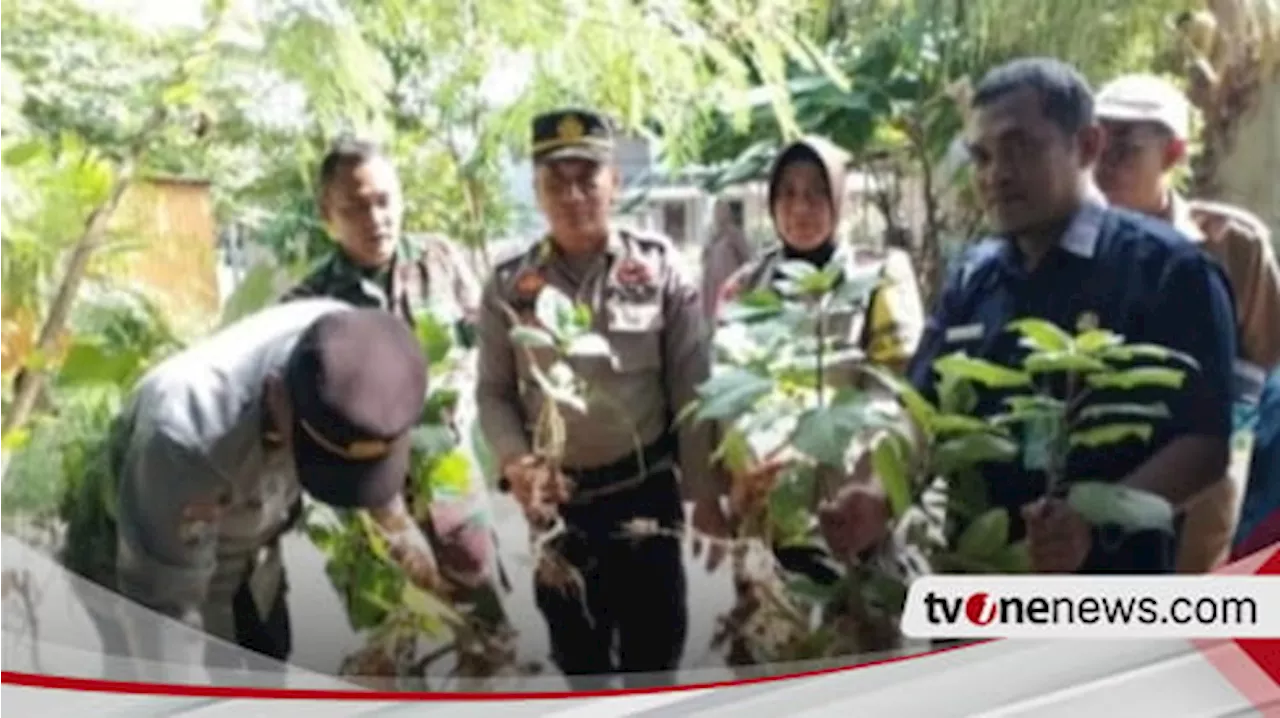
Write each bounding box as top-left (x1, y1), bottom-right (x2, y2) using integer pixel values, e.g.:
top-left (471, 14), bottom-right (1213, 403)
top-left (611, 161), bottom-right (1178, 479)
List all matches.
top-left (900, 576), bottom-right (1280, 639)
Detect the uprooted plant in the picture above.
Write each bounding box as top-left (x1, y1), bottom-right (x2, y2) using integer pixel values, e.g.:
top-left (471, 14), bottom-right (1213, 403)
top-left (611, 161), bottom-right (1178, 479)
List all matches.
top-left (305, 309), bottom-right (520, 686)
top-left (500, 284), bottom-right (647, 600)
top-left (687, 257), bottom-right (1025, 666)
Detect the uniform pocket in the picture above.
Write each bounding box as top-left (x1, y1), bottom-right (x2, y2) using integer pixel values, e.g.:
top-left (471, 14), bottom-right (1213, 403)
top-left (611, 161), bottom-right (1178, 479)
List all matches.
top-left (608, 331), bottom-right (662, 374)
top-left (605, 299), bottom-right (664, 374)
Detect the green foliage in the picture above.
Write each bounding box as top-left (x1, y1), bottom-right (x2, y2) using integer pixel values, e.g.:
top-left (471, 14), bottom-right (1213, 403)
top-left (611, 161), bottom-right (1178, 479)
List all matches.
top-left (950, 320), bottom-right (1190, 535)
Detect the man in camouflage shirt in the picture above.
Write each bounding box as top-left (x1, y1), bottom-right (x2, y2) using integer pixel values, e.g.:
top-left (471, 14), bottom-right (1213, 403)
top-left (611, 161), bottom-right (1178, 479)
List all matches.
top-left (281, 139), bottom-right (513, 653)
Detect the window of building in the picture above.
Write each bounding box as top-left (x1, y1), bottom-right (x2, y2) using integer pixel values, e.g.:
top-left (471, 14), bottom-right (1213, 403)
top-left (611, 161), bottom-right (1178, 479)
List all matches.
top-left (663, 203), bottom-right (687, 244)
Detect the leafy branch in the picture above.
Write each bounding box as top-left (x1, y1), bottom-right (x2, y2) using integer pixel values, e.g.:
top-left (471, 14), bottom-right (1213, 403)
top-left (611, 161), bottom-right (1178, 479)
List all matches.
top-left (944, 319), bottom-right (1195, 536)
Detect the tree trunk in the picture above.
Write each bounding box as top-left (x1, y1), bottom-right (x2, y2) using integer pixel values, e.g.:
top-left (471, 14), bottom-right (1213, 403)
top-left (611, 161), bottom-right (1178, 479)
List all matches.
top-left (1185, 0), bottom-right (1280, 240)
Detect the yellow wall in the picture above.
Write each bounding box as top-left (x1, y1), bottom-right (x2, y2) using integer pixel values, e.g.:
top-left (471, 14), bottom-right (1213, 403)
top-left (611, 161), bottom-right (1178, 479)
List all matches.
top-left (1, 178), bottom-right (219, 374)
top-left (110, 178), bottom-right (220, 326)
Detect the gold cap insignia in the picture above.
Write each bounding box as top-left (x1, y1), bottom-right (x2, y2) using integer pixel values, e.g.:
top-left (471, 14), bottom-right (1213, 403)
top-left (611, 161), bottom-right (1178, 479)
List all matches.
top-left (1076, 311), bottom-right (1100, 333)
top-left (300, 419), bottom-right (391, 461)
top-left (557, 114), bottom-right (586, 142)
top-left (345, 439), bottom-right (391, 460)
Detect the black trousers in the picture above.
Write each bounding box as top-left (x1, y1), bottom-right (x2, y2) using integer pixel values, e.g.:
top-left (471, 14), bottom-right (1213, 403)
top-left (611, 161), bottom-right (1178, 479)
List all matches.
top-left (534, 467), bottom-right (688, 690)
top-left (229, 577), bottom-right (292, 664)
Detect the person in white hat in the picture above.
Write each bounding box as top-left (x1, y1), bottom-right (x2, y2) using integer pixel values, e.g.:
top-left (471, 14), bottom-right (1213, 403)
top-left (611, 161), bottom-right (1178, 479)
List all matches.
top-left (1094, 73), bottom-right (1280, 573)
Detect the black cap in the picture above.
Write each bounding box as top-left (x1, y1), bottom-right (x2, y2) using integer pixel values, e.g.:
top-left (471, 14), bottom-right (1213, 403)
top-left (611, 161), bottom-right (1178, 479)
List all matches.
top-left (531, 109), bottom-right (614, 163)
top-left (284, 309), bottom-right (427, 509)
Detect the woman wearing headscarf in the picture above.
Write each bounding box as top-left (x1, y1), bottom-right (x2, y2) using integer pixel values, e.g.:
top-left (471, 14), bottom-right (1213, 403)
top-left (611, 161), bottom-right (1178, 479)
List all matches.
top-left (710, 136), bottom-right (928, 654)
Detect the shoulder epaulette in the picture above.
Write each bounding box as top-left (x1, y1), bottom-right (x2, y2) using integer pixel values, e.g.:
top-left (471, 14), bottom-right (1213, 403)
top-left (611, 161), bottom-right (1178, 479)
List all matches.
top-left (622, 227), bottom-right (676, 251)
top-left (1187, 200), bottom-right (1271, 241)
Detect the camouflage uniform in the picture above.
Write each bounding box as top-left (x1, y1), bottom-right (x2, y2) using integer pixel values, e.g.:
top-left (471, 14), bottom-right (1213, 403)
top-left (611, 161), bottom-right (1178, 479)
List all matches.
top-left (282, 235), bottom-right (511, 627)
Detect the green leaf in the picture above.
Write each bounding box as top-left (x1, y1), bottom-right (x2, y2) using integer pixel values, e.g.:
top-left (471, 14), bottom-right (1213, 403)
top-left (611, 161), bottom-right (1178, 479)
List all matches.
top-left (566, 333), bottom-right (613, 359)
top-left (510, 325), bottom-right (556, 349)
top-left (570, 304), bottom-right (593, 333)
top-left (947, 469), bottom-right (989, 523)
top-left (2, 141), bottom-right (43, 167)
top-left (1076, 403), bottom-right (1171, 422)
top-left (793, 395), bottom-right (895, 468)
top-left (1069, 423), bottom-right (1154, 448)
top-left (897, 382), bottom-right (939, 434)
top-left (1086, 368), bottom-right (1187, 390)
top-left (775, 259), bottom-right (819, 282)
top-left (770, 468), bottom-right (817, 547)
top-left (937, 374), bottom-right (978, 415)
top-left (713, 427), bottom-right (754, 475)
top-left (1, 429), bottom-right (31, 454)
top-left (1075, 329), bottom-right (1125, 354)
top-left (401, 582), bottom-right (464, 628)
top-left (934, 434), bottom-right (1019, 475)
top-left (412, 311), bottom-right (454, 364)
top-left (1099, 344), bottom-right (1200, 370)
top-left (219, 261), bottom-right (281, 327)
top-left (933, 413), bottom-right (995, 435)
top-left (992, 540), bottom-right (1032, 573)
top-left (695, 369), bottom-right (774, 421)
top-left (1067, 481), bottom-right (1175, 534)
top-left (871, 434), bottom-right (912, 518)
top-left (58, 339), bottom-right (142, 387)
top-left (798, 266), bottom-right (841, 295)
top-left (957, 508), bottom-right (1010, 561)
top-left (1008, 318), bottom-right (1071, 352)
top-left (422, 389), bottom-right (460, 424)
top-left (722, 289), bottom-right (785, 323)
top-left (410, 424), bottom-right (455, 458)
top-left (426, 449), bottom-right (473, 498)
top-left (934, 353), bottom-right (1032, 389)
top-left (534, 286), bottom-right (575, 338)
top-left (1023, 352), bottom-right (1110, 374)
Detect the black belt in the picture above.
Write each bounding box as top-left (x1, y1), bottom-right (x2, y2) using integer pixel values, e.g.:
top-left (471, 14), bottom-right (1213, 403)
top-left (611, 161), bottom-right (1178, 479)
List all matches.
top-left (497, 434), bottom-right (677, 497)
top-left (565, 434), bottom-right (678, 494)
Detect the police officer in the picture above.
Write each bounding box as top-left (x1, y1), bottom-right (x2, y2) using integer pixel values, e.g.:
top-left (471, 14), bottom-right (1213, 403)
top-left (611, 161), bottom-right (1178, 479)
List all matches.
top-left (280, 138), bottom-right (513, 652)
top-left (475, 109), bottom-right (718, 689)
top-left (66, 300), bottom-right (439, 680)
top-left (1092, 74), bottom-right (1280, 573)
top-left (825, 58), bottom-right (1239, 575)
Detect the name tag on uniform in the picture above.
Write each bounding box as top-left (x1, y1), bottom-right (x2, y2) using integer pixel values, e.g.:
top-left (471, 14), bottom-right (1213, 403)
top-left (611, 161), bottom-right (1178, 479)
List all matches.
top-left (944, 323), bottom-right (984, 343)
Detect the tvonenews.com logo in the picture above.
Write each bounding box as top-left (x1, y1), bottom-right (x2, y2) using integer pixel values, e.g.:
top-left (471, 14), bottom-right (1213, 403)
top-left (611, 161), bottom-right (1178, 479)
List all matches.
top-left (899, 577), bottom-right (1280, 639)
top-left (923, 591), bottom-right (1257, 627)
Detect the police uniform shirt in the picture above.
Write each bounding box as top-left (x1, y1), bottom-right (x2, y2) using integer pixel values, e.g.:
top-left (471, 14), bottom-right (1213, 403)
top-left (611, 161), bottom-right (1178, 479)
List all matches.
top-left (1168, 194), bottom-right (1280, 400)
top-left (907, 201), bottom-right (1238, 573)
top-left (475, 228), bottom-right (716, 498)
top-left (114, 298), bottom-right (352, 663)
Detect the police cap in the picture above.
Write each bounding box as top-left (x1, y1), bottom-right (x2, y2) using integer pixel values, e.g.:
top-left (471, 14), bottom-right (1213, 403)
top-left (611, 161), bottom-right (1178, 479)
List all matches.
top-left (284, 309), bottom-right (427, 509)
top-left (531, 108), bottom-right (615, 164)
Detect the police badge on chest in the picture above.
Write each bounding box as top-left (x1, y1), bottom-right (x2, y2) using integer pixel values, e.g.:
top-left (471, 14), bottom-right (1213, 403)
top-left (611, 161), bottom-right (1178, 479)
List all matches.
top-left (605, 257), bottom-right (661, 328)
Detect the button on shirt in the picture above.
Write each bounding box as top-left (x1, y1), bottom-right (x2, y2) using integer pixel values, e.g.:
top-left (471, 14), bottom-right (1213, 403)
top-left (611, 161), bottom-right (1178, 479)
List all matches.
top-left (908, 202), bottom-right (1238, 573)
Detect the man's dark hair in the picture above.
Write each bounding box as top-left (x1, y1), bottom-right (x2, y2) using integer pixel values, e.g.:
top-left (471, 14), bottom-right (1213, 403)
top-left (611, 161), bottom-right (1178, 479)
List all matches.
top-left (972, 57), bottom-right (1095, 135)
top-left (317, 137), bottom-right (387, 193)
